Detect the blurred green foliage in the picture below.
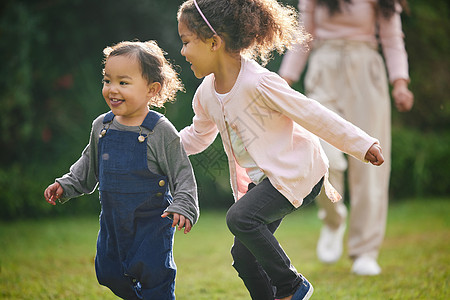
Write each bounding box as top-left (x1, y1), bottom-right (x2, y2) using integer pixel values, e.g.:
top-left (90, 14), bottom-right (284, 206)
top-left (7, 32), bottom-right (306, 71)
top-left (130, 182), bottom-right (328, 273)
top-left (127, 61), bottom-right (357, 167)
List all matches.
top-left (0, 0), bottom-right (448, 219)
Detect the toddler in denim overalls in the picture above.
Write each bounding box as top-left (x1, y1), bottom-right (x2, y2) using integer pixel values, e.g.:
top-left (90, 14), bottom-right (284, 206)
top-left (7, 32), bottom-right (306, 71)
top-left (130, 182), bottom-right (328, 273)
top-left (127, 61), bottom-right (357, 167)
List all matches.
top-left (44, 41), bottom-right (198, 299)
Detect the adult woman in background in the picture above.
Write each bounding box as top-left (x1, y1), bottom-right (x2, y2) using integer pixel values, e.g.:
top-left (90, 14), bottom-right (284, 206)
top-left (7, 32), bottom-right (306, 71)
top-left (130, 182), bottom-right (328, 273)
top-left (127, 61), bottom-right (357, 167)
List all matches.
top-left (279, 0), bottom-right (413, 275)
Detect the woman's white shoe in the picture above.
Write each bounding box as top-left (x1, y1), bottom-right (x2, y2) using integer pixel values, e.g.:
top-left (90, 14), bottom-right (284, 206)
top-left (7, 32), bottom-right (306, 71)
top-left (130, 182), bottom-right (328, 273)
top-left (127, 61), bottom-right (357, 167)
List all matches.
top-left (351, 255), bottom-right (381, 276)
top-left (316, 223), bottom-right (346, 264)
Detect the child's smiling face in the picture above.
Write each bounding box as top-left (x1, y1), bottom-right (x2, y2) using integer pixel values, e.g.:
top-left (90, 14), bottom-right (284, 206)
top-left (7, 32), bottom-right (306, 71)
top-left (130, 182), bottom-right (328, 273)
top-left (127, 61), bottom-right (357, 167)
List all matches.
top-left (102, 55), bottom-right (159, 126)
top-left (178, 21), bottom-right (215, 79)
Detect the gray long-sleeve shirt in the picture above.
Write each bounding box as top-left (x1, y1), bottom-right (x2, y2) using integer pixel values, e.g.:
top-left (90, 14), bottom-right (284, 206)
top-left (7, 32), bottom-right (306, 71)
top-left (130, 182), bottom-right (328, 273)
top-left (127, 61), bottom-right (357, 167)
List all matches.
top-left (56, 112), bottom-right (199, 225)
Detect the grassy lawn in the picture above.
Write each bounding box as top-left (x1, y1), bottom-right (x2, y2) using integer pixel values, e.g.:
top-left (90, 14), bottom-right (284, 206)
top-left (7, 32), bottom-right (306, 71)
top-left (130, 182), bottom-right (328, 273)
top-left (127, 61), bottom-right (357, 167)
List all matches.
top-left (0, 198), bottom-right (448, 299)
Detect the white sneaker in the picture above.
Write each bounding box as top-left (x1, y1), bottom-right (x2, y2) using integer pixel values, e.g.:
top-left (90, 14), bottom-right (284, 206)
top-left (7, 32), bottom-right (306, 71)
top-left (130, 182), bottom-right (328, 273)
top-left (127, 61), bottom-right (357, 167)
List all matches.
top-left (316, 223), bottom-right (346, 264)
top-left (351, 256), bottom-right (381, 276)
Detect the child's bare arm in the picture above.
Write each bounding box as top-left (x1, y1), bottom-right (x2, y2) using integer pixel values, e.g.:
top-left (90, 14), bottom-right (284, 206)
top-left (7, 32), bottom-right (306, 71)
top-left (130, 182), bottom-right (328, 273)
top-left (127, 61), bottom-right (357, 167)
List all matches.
top-left (365, 143), bottom-right (384, 166)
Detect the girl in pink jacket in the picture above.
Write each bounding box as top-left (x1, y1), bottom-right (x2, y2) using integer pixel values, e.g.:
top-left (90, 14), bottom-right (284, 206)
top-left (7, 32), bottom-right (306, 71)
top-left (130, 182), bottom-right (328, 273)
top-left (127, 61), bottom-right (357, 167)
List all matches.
top-left (177, 1), bottom-right (384, 299)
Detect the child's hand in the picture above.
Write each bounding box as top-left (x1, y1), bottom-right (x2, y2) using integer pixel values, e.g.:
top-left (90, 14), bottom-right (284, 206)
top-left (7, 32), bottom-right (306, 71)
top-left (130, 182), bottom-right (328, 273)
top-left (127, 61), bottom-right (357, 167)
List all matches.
top-left (365, 143), bottom-right (384, 166)
top-left (44, 182), bottom-right (63, 205)
top-left (161, 212), bottom-right (192, 234)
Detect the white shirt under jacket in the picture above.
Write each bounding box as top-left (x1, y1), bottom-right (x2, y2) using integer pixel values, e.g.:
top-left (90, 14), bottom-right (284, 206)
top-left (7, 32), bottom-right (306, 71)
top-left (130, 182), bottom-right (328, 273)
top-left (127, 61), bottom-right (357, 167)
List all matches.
top-left (180, 58), bottom-right (378, 208)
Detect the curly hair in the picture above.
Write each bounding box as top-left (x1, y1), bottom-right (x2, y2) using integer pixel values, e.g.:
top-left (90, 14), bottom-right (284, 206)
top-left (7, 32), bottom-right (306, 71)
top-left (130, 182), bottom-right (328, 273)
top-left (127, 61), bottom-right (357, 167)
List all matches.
top-left (102, 41), bottom-right (184, 108)
top-left (317, 0), bottom-right (409, 19)
top-left (178, 0), bottom-right (311, 65)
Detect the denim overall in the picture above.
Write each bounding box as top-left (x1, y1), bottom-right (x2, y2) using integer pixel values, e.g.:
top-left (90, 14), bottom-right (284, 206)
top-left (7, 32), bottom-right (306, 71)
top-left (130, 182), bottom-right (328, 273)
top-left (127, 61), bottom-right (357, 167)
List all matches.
top-left (95, 111), bottom-right (176, 300)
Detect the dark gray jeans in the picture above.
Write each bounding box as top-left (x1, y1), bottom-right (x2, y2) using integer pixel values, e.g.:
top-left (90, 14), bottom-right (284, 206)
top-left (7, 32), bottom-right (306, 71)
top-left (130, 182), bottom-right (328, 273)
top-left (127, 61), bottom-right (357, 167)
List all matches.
top-left (226, 177), bottom-right (323, 299)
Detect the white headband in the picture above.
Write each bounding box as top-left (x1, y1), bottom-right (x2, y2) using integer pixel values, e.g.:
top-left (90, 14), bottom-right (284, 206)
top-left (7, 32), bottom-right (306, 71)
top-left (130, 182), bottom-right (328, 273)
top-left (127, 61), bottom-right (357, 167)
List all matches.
top-left (193, 0), bottom-right (217, 35)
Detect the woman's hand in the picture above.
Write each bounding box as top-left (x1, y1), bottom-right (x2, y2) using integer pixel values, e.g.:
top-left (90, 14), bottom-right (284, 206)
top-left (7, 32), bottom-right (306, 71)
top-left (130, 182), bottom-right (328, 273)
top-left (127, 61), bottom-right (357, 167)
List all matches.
top-left (392, 79), bottom-right (414, 112)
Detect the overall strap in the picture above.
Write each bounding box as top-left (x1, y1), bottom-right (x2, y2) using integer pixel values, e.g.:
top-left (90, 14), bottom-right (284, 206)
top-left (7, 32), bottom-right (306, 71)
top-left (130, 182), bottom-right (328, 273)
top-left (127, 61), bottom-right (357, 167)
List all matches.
top-left (103, 111), bottom-right (115, 124)
top-left (102, 110), bottom-right (161, 130)
top-left (141, 110), bottom-right (162, 131)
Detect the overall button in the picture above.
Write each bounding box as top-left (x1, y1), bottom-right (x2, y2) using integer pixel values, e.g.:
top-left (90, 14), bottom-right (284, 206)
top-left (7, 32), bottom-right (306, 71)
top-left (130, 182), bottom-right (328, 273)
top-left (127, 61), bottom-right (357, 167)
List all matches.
top-left (99, 129), bottom-right (107, 138)
top-left (156, 192), bottom-right (163, 197)
top-left (159, 180), bottom-right (165, 187)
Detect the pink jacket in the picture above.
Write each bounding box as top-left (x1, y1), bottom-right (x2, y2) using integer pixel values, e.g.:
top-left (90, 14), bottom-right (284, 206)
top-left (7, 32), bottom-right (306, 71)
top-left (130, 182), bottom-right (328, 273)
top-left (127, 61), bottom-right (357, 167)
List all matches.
top-left (279, 0), bottom-right (409, 83)
top-left (180, 58), bottom-right (377, 207)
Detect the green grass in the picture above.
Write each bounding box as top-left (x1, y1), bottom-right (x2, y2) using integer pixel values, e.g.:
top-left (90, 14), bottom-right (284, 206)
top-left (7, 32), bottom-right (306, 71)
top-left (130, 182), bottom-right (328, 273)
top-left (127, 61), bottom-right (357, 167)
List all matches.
top-left (0, 198), bottom-right (448, 299)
